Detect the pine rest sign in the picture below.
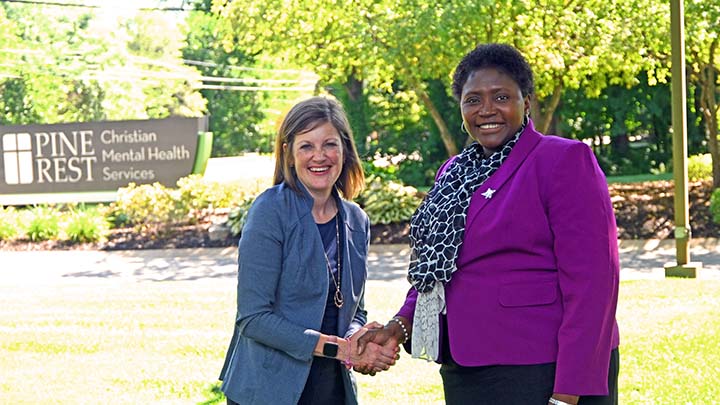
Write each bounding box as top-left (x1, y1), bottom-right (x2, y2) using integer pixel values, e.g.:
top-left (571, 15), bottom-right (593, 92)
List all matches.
top-left (0, 117), bottom-right (211, 205)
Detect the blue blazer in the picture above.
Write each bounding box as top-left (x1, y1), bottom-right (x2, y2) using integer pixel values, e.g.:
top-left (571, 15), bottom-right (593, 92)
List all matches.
top-left (220, 181), bottom-right (369, 404)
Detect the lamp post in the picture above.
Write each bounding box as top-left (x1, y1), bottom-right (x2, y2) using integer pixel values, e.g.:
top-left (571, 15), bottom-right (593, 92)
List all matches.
top-left (664, 0), bottom-right (702, 278)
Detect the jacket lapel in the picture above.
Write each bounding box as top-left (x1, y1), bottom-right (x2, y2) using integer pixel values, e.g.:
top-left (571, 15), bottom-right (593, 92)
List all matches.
top-left (464, 122), bottom-right (543, 230)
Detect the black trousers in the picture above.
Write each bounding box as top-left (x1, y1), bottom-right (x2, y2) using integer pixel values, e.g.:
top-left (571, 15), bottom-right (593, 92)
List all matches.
top-left (440, 344), bottom-right (619, 405)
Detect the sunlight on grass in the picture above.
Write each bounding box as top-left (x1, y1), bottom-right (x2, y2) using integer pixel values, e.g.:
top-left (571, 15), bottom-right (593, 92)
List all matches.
top-left (617, 280), bottom-right (720, 404)
top-left (1, 272), bottom-right (719, 403)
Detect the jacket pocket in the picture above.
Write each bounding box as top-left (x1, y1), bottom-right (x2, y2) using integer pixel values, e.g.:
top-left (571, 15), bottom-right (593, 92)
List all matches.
top-left (499, 280), bottom-right (558, 307)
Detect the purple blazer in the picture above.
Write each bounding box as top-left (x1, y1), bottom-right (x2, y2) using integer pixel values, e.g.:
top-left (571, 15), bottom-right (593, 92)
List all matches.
top-left (397, 120), bottom-right (620, 396)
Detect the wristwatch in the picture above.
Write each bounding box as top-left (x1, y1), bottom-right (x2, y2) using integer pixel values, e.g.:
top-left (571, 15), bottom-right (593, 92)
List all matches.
top-left (322, 342), bottom-right (338, 358)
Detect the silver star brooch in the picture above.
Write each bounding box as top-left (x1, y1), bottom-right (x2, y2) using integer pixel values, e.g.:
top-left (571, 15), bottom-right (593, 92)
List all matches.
top-left (481, 188), bottom-right (496, 199)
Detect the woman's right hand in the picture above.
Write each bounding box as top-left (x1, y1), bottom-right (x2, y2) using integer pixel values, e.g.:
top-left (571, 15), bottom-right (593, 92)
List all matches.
top-left (356, 319), bottom-right (406, 354)
top-left (350, 339), bottom-right (398, 373)
top-left (352, 320), bottom-right (406, 375)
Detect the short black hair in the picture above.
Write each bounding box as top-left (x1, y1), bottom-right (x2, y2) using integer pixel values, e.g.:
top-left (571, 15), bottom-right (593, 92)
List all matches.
top-left (451, 43), bottom-right (535, 101)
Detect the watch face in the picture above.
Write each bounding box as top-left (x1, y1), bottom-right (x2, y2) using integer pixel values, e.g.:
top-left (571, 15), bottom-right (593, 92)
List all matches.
top-left (323, 342), bottom-right (338, 358)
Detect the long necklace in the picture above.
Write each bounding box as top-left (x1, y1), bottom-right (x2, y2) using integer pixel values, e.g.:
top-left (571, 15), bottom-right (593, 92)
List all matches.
top-left (324, 215), bottom-right (344, 308)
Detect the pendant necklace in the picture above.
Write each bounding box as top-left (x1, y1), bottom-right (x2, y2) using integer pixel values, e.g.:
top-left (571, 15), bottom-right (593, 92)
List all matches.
top-left (324, 214), bottom-right (344, 308)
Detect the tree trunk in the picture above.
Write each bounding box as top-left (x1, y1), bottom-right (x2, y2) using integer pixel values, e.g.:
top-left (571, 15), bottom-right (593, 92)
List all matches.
top-left (611, 133), bottom-right (630, 156)
top-left (531, 83), bottom-right (563, 134)
top-left (698, 40), bottom-right (720, 188)
top-left (700, 80), bottom-right (720, 188)
top-left (416, 87), bottom-right (459, 156)
top-left (329, 72), bottom-right (371, 156)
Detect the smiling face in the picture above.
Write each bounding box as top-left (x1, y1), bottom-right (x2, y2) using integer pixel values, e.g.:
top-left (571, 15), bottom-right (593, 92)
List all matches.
top-left (460, 67), bottom-right (530, 157)
top-left (288, 121), bottom-right (344, 199)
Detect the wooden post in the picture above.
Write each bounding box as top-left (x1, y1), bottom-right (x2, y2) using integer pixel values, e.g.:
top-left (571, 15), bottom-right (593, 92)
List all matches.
top-left (665, 0), bottom-right (702, 278)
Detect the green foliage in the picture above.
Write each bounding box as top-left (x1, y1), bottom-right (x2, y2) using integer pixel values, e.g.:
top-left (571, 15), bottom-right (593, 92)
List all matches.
top-left (361, 161), bottom-right (398, 181)
top-left (113, 175), bottom-right (247, 234)
top-left (361, 79), bottom-right (458, 187)
top-left (1, 4), bottom-right (109, 124)
top-left (688, 154), bottom-right (713, 182)
top-left (0, 2), bottom-right (206, 126)
top-left (64, 206), bottom-right (110, 243)
top-left (0, 207), bottom-right (20, 240)
top-left (357, 175), bottom-right (423, 225)
top-left (710, 188), bottom-right (720, 224)
top-left (226, 197), bottom-right (256, 237)
top-left (182, 8), bottom-right (267, 156)
top-left (176, 174), bottom-right (243, 221)
top-left (556, 73), bottom-right (706, 176)
top-left (113, 182), bottom-right (186, 233)
top-left (26, 206), bottom-right (61, 241)
top-left (216, 0), bottom-right (665, 157)
top-left (685, 0), bottom-right (720, 187)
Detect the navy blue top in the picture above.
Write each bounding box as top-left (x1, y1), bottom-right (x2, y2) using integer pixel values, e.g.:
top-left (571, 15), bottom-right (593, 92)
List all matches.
top-left (317, 215), bottom-right (341, 335)
top-left (298, 215), bottom-right (345, 404)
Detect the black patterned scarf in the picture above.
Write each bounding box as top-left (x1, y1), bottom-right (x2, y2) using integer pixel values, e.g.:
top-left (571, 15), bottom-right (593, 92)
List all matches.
top-left (407, 119), bottom-right (526, 360)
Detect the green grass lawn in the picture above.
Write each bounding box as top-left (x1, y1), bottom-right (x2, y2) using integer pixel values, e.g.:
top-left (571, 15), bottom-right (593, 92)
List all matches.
top-left (606, 172), bottom-right (674, 184)
top-left (1, 274), bottom-right (718, 404)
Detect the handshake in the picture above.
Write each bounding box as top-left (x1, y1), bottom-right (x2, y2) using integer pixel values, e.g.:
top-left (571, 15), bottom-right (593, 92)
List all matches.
top-left (343, 318), bottom-right (410, 376)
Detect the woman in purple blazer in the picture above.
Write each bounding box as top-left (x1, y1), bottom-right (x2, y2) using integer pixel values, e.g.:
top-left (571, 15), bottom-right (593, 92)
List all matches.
top-left (358, 44), bottom-right (620, 405)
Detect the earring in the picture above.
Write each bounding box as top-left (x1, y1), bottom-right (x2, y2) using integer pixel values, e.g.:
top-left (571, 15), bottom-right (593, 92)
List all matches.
top-left (460, 122), bottom-right (469, 134)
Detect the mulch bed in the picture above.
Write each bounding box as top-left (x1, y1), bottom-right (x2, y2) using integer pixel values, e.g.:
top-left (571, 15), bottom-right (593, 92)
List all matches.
top-left (610, 180), bottom-right (718, 240)
top-left (1, 180), bottom-right (717, 251)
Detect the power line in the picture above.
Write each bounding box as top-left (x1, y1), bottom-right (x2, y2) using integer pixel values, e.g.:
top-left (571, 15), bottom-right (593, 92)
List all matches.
top-left (0, 0), bottom-right (191, 12)
top-left (183, 59), bottom-right (312, 75)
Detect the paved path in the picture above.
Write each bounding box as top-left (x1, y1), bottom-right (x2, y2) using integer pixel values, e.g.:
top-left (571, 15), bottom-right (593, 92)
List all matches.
top-left (2, 239), bottom-right (719, 284)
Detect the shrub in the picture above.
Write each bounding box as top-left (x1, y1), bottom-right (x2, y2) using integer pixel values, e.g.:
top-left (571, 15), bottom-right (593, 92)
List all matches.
top-left (226, 197), bottom-right (255, 237)
top-left (688, 154), bottom-right (712, 182)
top-left (65, 206), bottom-right (110, 243)
top-left (362, 160), bottom-right (398, 182)
top-left (357, 175), bottom-right (423, 225)
top-left (176, 174), bottom-right (243, 221)
top-left (26, 206), bottom-right (61, 241)
top-left (0, 207), bottom-right (20, 240)
top-left (113, 175), bottom-right (254, 235)
top-left (113, 182), bottom-right (186, 233)
top-left (711, 188), bottom-right (720, 224)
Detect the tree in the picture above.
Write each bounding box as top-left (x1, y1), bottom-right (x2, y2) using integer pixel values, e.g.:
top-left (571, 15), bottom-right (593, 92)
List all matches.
top-left (0, 3), bottom-right (206, 125)
top-left (686, 0), bottom-right (720, 187)
top-left (182, 1), bottom-right (266, 156)
top-left (213, 0), bottom-right (464, 154)
top-left (0, 4), bottom-right (108, 124)
top-left (115, 12), bottom-right (206, 119)
top-left (213, 0), bottom-right (668, 159)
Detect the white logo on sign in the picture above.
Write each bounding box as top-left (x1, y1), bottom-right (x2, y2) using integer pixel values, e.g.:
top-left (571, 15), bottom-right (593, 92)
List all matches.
top-left (2, 133), bottom-right (34, 184)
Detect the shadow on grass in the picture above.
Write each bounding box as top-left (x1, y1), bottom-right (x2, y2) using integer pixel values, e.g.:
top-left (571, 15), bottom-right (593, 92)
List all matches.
top-left (199, 383), bottom-right (224, 405)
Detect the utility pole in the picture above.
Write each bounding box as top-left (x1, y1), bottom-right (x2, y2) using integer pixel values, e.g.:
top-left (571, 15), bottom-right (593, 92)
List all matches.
top-left (665, 0), bottom-right (702, 278)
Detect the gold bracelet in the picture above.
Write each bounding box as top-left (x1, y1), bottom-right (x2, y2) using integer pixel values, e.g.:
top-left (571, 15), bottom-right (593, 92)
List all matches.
top-left (389, 318), bottom-right (409, 344)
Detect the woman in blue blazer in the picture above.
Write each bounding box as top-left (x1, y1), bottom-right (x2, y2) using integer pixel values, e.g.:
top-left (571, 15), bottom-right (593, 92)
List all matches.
top-left (219, 97), bottom-right (397, 405)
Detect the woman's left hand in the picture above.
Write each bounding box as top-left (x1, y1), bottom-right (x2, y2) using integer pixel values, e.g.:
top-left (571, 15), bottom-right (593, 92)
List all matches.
top-left (549, 393), bottom-right (579, 405)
